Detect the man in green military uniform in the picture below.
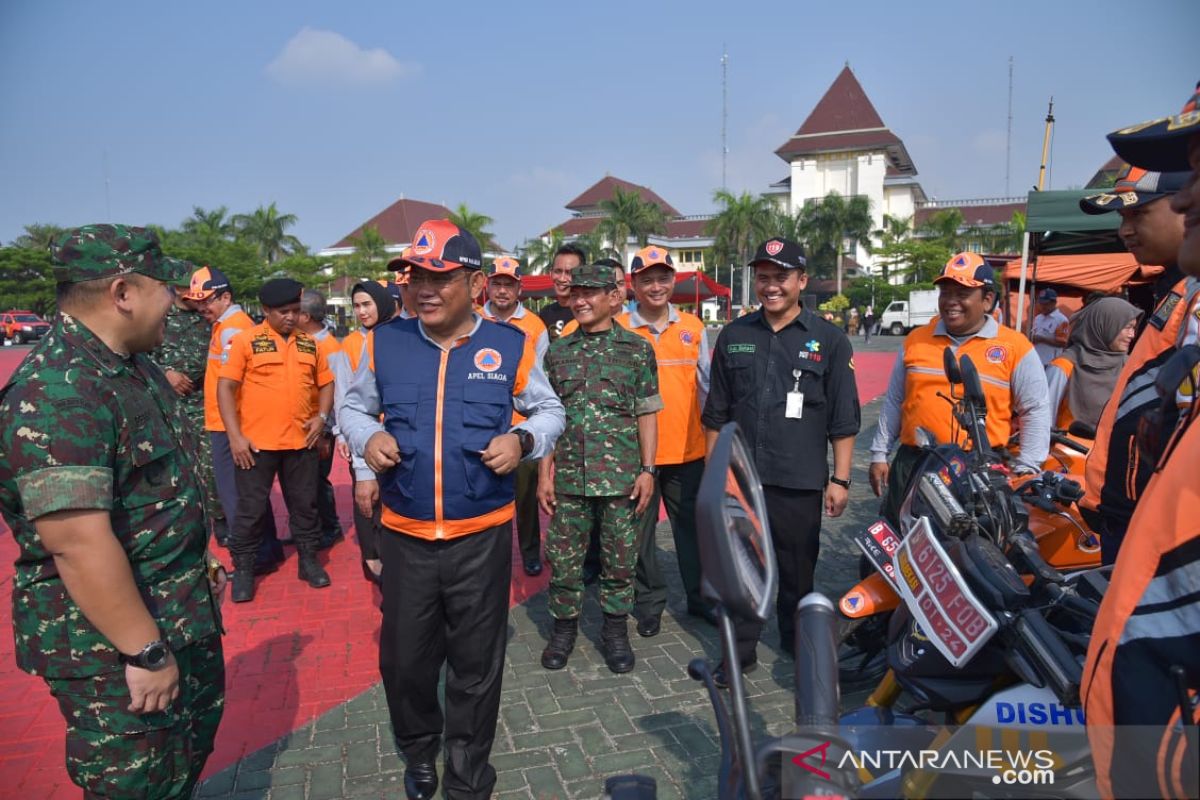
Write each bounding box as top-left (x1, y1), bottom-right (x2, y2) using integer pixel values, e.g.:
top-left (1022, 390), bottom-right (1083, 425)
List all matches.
top-left (537, 263), bottom-right (660, 674)
top-left (150, 284), bottom-right (226, 543)
top-left (0, 225), bottom-right (225, 799)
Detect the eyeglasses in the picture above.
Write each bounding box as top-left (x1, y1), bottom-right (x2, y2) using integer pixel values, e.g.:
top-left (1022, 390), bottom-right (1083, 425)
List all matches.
top-left (408, 270), bottom-right (470, 290)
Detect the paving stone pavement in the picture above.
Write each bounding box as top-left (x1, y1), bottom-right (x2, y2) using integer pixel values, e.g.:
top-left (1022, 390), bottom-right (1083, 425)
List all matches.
top-left (197, 401), bottom-right (885, 800)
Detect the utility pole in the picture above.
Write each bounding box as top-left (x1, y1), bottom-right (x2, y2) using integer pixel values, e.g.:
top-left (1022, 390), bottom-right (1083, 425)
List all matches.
top-left (1036, 97), bottom-right (1055, 192)
top-left (1005, 57), bottom-right (1013, 196)
top-left (721, 47), bottom-right (728, 192)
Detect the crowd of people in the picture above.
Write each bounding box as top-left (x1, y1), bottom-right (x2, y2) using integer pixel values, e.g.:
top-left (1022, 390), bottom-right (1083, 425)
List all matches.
top-left (0, 80), bottom-right (1198, 800)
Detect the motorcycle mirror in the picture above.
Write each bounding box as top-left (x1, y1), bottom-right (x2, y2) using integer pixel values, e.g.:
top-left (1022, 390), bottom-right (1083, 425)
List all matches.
top-left (942, 346), bottom-right (962, 385)
top-left (696, 422), bottom-right (777, 624)
top-left (958, 354), bottom-right (987, 407)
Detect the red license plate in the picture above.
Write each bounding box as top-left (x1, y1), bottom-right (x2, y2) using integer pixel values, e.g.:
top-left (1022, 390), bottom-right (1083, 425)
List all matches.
top-left (853, 519), bottom-right (902, 590)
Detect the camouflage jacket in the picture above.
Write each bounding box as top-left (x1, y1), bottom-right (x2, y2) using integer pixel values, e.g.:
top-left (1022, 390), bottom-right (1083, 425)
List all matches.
top-left (0, 314), bottom-right (220, 679)
top-left (545, 324), bottom-right (662, 496)
top-left (150, 303), bottom-right (211, 414)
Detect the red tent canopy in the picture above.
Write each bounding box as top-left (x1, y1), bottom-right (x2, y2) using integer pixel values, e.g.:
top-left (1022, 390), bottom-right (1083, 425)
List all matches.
top-left (515, 270), bottom-right (730, 302)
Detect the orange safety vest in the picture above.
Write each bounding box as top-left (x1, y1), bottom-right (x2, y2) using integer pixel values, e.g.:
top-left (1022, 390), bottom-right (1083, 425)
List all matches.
top-left (203, 306), bottom-right (256, 432)
top-left (342, 329), bottom-right (367, 373)
top-left (899, 320), bottom-right (1034, 451)
top-left (1082, 278), bottom-right (1200, 511)
top-left (616, 308), bottom-right (707, 464)
top-left (1047, 356), bottom-right (1076, 430)
top-left (1083, 403), bottom-right (1200, 799)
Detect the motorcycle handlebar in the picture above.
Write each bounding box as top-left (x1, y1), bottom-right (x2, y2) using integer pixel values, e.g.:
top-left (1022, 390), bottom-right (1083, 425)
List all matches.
top-left (1012, 608), bottom-right (1082, 705)
top-left (793, 593), bottom-right (840, 729)
top-left (1009, 530), bottom-right (1064, 586)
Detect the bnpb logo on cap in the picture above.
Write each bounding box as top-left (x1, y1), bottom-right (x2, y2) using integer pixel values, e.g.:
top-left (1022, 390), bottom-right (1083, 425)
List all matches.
top-left (765, 240), bottom-right (784, 256)
top-left (474, 348), bottom-right (502, 372)
top-left (413, 228), bottom-right (436, 256)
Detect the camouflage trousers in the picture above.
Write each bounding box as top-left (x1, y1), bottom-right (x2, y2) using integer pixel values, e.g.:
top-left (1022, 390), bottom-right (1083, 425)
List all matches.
top-left (180, 401), bottom-right (225, 535)
top-left (546, 493), bottom-right (639, 619)
top-left (47, 634), bottom-right (225, 799)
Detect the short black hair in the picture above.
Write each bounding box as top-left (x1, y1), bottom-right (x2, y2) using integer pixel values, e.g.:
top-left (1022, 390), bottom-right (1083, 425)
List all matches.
top-left (553, 243), bottom-right (588, 266)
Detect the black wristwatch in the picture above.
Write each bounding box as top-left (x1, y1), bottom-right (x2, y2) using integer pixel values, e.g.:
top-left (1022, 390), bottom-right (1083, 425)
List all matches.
top-left (639, 465), bottom-right (657, 476)
top-left (829, 476), bottom-right (852, 489)
top-left (118, 640), bottom-right (171, 671)
top-left (515, 429), bottom-right (535, 457)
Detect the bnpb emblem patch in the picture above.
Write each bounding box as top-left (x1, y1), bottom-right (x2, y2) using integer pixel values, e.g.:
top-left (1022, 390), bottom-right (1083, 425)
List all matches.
top-left (680, 330), bottom-right (694, 346)
top-left (413, 228), bottom-right (436, 256)
top-left (765, 240), bottom-right (784, 256)
top-left (985, 345), bottom-right (1006, 364)
top-left (474, 348), bottom-right (502, 372)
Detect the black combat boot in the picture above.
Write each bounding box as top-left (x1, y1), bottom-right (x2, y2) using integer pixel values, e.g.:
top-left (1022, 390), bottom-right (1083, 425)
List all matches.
top-left (231, 557), bottom-right (255, 603)
top-left (601, 613), bottom-right (635, 673)
top-left (541, 617), bottom-right (578, 670)
top-left (297, 551), bottom-right (331, 589)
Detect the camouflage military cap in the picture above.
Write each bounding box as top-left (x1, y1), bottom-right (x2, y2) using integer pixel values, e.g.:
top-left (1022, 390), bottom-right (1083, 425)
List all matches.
top-left (571, 263), bottom-right (618, 289)
top-left (51, 224), bottom-right (192, 285)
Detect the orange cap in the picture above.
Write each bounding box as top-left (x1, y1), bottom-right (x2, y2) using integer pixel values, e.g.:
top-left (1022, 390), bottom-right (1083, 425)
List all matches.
top-left (935, 252), bottom-right (995, 288)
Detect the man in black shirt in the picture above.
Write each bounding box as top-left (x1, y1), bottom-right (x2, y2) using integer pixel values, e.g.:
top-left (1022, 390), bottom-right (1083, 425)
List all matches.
top-left (702, 237), bottom-right (860, 686)
top-left (539, 243), bottom-right (586, 342)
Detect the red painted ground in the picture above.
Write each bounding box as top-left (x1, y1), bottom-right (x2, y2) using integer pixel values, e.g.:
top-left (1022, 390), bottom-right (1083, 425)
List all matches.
top-left (0, 344), bottom-right (894, 796)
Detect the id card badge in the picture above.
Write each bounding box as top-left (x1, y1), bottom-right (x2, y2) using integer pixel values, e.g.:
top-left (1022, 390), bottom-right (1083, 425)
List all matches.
top-left (786, 391), bottom-right (804, 419)
top-left (786, 368), bottom-right (804, 419)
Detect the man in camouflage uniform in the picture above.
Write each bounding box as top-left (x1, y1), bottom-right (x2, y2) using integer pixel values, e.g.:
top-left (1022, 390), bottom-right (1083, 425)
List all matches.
top-left (538, 263), bottom-right (660, 674)
top-left (0, 225), bottom-right (225, 799)
top-left (150, 285), bottom-right (226, 543)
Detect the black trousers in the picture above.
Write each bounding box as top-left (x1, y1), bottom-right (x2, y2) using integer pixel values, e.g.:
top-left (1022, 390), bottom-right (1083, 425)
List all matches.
top-left (350, 473), bottom-right (383, 562)
top-left (732, 486), bottom-right (823, 666)
top-left (513, 459), bottom-right (541, 562)
top-left (633, 459), bottom-right (706, 618)
top-left (229, 448), bottom-right (320, 561)
top-left (379, 523), bottom-right (511, 800)
top-left (211, 431), bottom-right (280, 561)
top-left (317, 440), bottom-right (342, 537)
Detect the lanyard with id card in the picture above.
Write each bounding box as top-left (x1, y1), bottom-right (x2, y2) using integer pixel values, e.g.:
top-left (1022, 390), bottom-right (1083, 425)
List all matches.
top-left (786, 368), bottom-right (804, 419)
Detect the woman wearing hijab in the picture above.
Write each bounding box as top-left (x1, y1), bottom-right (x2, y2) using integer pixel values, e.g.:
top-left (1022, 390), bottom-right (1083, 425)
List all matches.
top-left (332, 280), bottom-right (396, 585)
top-left (1045, 296), bottom-right (1143, 432)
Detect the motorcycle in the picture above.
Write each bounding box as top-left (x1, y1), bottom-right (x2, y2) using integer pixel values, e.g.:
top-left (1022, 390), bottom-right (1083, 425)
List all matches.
top-left (838, 347), bottom-right (1100, 690)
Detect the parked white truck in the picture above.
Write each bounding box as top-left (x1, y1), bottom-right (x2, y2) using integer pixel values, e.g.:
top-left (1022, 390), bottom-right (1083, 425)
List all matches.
top-left (879, 289), bottom-right (939, 335)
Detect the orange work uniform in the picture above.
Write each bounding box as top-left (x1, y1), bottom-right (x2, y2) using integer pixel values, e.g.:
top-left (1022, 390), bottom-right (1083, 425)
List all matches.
top-left (203, 305), bottom-right (256, 432)
top-left (219, 322), bottom-right (333, 450)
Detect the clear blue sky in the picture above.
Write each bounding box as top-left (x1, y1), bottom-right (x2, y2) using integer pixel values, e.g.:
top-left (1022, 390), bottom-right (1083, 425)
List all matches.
top-left (1, 0), bottom-right (1195, 253)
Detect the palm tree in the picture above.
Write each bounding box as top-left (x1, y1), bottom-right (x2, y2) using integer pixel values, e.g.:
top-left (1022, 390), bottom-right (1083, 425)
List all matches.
top-left (872, 214), bottom-right (913, 283)
top-left (448, 203), bottom-right (497, 251)
top-left (347, 225), bottom-right (389, 265)
top-left (572, 230), bottom-right (606, 265)
top-left (522, 228), bottom-right (565, 274)
top-left (796, 191), bottom-right (873, 293)
top-left (233, 202), bottom-right (304, 264)
top-left (596, 187), bottom-right (667, 259)
top-left (11, 223), bottom-right (65, 251)
top-left (180, 206), bottom-right (234, 244)
top-left (917, 208), bottom-right (966, 252)
top-left (706, 189), bottom-right (778, 306)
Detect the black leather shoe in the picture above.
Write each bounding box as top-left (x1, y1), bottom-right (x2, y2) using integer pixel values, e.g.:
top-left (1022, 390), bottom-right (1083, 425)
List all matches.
top-left (602, 613), bottom-right (635, 673)
top-left (541, 617), bottom-right (578, 670)
top-left (687, 604), bottom-right (720, 626)
top-left (231, 569), bottom-right (255, 603)
top-left (712, 658), bottom-right (758, 690)
top-left (298, 554), bottom-right (331, 589)
top-left (635, 614), bottom-right (661, 638)
top-left (403, 761), bottom-right (438, 800)
top-left (523, 557), bottom-right (543, 577)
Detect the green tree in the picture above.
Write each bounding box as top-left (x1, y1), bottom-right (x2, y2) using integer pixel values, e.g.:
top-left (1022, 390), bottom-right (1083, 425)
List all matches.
top-left (795, 192), bottom-right (873, 292)
top-left (0, 246), bottom-right (56, 315)
top-left (232, 202), bottom-right (305, 264)
top-left (917, 208), bottom-right (966, 251)
top-left (521, 228), bottom-right (565, 274)
top-left (180, 206), bottom-right (235, 245)
top-left (706, 189), bottom-right (777, 306)
top-left (871, 214), bottom-right (913, 283)
top-left (448, 203), bottom-right (497, 251)
top-left (572, 230), bottom-right (606, 265)
top-left (11, 223), bottom-right (66, 251)
top-left (346, 225), bottom-right (388, 265)
top-left (596, 187), bottom-right (667, 257)
top-left (159, 231), bottom-right (267, 300)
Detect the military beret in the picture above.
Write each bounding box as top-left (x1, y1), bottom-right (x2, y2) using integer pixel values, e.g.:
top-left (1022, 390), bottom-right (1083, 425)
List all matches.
top-left (571, 263), bottom-right (618, 289)
top-left (258, 278), bottom-right (303, 308)
top-left (50, 224), bottom-right (192, 285)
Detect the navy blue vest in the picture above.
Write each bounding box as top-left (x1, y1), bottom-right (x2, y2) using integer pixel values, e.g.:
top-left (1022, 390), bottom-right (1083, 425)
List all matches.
top-left (372, 317), bottom-right (527, 529)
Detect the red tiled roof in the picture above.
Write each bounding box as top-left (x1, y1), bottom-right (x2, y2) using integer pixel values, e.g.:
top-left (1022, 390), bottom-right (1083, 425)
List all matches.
top-left (545, 216), bottom-right (714, 240)
top-left (565, 176), bottom-right (680, 217)
top-left (915, 201), bottom-right (1026, 227)
top-left (1085, 154), bottom-right (1127, 189)
top-left (776, 129), bottom-right (903, 160)
top-left (797, 66), bottom-right (886, 136)
top-left (332, 198), bottom-right (453, 248)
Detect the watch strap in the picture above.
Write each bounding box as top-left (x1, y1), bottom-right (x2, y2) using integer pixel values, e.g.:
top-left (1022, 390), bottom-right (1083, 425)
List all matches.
top-left (829, 476), bottom-right (852, 488)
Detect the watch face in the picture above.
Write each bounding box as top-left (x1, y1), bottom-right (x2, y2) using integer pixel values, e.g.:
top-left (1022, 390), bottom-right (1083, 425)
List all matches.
top-left (144, 643), bottom-right (169, 668)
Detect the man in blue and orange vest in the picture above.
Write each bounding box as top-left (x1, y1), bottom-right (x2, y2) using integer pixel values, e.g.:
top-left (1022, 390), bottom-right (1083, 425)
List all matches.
top-left (1083, 83), bottom-right (1200, 800)
top-left (339, 220), bottom-right (564, 800)
top-left (869, 252), bottom-right (1051, 524)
